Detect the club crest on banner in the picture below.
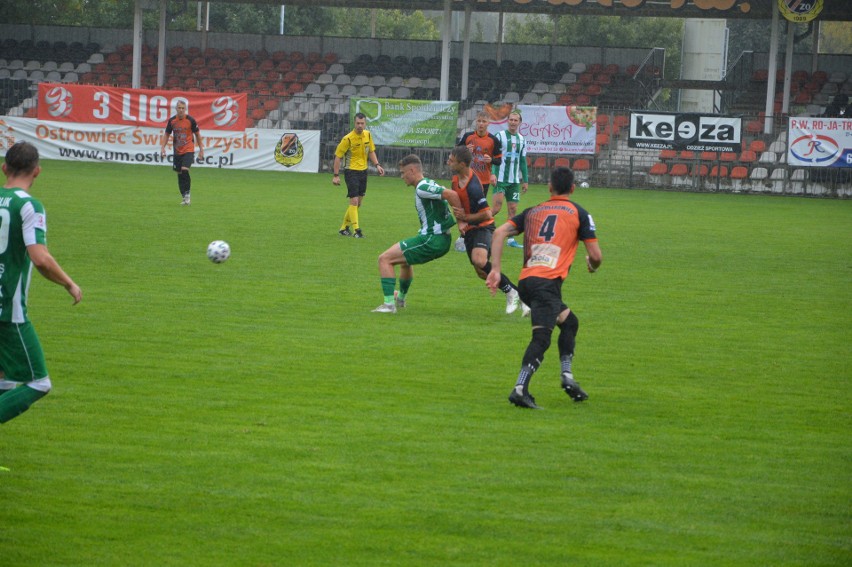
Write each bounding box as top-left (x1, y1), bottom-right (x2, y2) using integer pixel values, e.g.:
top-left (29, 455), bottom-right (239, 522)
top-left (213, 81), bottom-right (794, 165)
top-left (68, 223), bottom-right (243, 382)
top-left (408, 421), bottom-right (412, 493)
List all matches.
top-left (778, 0), bottom-right (823, 23)
top-left (274, 133), bottom-right (304, 168)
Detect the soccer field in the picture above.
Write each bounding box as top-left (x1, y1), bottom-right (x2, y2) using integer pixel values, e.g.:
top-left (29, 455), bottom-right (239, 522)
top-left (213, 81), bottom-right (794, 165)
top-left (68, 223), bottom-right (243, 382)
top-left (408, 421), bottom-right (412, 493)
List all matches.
top-left (2, 160), bottom-right (850, 566)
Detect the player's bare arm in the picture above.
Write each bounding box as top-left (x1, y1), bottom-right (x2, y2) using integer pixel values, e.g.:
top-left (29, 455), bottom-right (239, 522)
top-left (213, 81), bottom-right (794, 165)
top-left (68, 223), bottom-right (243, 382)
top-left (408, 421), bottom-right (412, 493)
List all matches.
top-left (455, 206), bottom-right (492, 225)
top-left (159, 132), bottom-right (169, 157)
top-left (27, 244), bottom-right (82, 304)
top-left (585, 240), bottom-right (602, 273)
top-left (369, 151), bottom-right (385, 176)
top-left (441, 189), bottom-right (469, 233)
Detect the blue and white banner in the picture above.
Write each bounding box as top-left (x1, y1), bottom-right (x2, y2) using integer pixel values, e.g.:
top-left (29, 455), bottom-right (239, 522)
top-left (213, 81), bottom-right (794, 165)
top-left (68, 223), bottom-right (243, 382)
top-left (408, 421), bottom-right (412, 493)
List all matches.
top-left (0, 116), bottom-right (321, 173)
top-left (787, 116), bottom-right (852, 168)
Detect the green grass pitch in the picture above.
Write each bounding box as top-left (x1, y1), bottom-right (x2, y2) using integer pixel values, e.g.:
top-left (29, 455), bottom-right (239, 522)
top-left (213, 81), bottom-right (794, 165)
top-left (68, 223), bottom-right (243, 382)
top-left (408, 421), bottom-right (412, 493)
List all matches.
top-left (1, 160), bottom-right (850, 566)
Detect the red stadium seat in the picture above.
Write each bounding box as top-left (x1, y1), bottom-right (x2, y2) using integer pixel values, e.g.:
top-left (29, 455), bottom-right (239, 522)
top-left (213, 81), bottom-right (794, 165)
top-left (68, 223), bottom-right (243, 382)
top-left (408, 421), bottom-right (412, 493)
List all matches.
top-left (749, 139), bottom-right (766, 153)
top-left (670, 163), bottom-right (688, 177)
top-left (573, 158), bottom-right (591, 171)
top-left (649, 162), bottom-right (668, 175)
top-left (730, 166), bottom-right (749, 179)
top-left (739, 150), bottom-right (757, 164)
top-left (709, 165), bottom-right (728, 178)
top-left (691, 164), bottom-right (709, 177)
top-left (745, 120), bottom-right (762, 135)
top-left (554, 157), bottom-right (571, 168)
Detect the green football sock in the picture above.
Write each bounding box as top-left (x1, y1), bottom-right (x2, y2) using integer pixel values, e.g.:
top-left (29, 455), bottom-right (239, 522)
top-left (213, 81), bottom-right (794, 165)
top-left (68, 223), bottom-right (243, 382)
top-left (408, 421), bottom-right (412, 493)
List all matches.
top-left (398, 278), bottom-right (413, 299)
top-left (381, 277), bottom-right (396, 304)
top-left (0, 385), bottom-right (47, 424)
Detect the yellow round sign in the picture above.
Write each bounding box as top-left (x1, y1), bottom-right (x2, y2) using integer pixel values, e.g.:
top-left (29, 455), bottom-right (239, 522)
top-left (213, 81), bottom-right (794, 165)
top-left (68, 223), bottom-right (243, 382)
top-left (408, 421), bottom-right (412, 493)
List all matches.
top-left (778, 0), bottom-right (823, 23)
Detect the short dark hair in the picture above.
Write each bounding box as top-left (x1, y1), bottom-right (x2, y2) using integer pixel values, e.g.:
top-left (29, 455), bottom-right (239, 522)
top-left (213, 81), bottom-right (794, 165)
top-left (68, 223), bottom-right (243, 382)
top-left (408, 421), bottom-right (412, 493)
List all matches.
top-left (551, 166), bottom-right (574, 195)
top-left (450, 145), bottom-right (472, 166)
top-left (354, 112), bottom-right (367, 120)
top-left (3, 141), bottom-right (40, 176)
top-left (398, 154), bottom-right (422, 169)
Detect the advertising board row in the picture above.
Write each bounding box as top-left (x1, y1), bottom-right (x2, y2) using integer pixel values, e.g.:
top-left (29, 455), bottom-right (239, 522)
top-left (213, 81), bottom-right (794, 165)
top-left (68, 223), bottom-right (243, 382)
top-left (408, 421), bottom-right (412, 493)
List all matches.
top-left (0, 84), bottom-right (601, 172)
top-left (627, 110), bottom-right (850, 168)
top-left (0, 84), bottom-right (847, 172)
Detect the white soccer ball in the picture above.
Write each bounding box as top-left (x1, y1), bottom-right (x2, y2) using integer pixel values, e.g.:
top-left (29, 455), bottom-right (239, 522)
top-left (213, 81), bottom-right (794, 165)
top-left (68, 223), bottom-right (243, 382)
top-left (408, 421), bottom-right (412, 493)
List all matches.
top-left (207, 240), bottom-right (231, 264)
top-left (580, 181), bottom-right (590, 188)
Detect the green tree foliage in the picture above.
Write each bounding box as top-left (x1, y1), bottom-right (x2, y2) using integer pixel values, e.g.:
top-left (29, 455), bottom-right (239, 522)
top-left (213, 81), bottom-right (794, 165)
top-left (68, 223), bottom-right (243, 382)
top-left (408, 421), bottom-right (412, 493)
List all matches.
top-left (819, 21), bottom-right (852, 54)
top-left (505, 15), bottom-right (682, 78)
top-left (0, 0), bottom-right (84, 26)
top-left (279, 6), bottom-right (337, 36)
top-left (0, 0), bottom-right (193, 29)
top-left (331, 9), bottom-right (440, 40)
top-left (208, 3), bottom-right (280, 35)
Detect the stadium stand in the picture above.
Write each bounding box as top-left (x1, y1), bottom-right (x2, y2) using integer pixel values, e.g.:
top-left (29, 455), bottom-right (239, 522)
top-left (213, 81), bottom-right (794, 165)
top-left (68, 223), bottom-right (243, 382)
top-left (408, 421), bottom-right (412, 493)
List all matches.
top-left (1, 30), bottom-right (850, 196)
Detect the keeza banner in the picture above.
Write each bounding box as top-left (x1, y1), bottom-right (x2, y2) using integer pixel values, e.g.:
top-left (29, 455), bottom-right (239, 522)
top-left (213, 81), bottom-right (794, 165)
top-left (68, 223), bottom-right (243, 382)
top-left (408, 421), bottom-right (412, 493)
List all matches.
top-left (628, 111), bottom-right (742, 152)
top-left (37, 83), bottom-right (248, 131)
top-left (487, 104), bottom-right (597, 155)
top-left (350, 98), bottom-right (459, 148)
top-left (787, 116), bottom-right (852, 168)
top-left (0, 116), bottom-right (320, 173)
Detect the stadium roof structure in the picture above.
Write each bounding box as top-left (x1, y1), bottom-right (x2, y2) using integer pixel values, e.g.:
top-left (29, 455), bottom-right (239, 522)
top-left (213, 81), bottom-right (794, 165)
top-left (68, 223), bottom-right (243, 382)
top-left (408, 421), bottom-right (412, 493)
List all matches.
top-left (201, 0), bottom-right (851, 22)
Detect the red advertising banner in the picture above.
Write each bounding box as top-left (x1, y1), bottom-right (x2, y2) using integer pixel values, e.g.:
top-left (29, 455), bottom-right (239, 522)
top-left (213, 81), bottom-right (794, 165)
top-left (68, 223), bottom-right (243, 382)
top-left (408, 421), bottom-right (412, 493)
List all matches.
top-left (37, 83), bottom-right (247, 131)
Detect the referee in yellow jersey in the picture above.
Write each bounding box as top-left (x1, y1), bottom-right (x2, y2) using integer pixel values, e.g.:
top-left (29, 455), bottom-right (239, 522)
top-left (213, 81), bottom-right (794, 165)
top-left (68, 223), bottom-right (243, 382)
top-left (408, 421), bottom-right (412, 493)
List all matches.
top-left (332, 112), bottom-right (384, 238)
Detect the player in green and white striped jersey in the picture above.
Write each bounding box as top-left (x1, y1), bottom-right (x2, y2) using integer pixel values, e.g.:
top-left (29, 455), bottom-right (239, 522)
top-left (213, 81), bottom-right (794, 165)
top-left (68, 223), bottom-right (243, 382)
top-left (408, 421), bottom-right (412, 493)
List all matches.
top-left (492, 110), bottom-right (529, 249)
top-left (0, 142), bottom-right (81, 427)
top-left (373, 154), bottom-right (465, 313)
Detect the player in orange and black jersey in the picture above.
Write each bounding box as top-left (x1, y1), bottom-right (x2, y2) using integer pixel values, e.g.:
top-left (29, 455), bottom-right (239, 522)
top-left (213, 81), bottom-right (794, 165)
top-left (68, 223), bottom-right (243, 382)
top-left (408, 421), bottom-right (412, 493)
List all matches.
top-left (447, 146), bottom-right (522, 315)
top-left (486, 166), bottom-right (603, 409)
top-left (160, 101), bottom-right (204, 205)
top-left (456, 111), bottom-right (502, 196)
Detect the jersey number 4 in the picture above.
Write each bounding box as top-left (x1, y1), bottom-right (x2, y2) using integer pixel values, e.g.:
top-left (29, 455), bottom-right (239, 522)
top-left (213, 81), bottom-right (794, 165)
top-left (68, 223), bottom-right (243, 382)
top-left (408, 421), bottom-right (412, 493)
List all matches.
top-left (537, 214), bottom-right (558, 242)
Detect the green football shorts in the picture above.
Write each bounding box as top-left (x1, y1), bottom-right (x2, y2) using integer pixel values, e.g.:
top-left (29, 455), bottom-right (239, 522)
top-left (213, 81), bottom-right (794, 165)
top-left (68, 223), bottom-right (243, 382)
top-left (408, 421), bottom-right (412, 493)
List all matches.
top-left (494, 182), bottom-right (521, 203)
top-left (399, 233), bottom-right (452, 265)
top-left (0, 322), bottom-right (48, 382)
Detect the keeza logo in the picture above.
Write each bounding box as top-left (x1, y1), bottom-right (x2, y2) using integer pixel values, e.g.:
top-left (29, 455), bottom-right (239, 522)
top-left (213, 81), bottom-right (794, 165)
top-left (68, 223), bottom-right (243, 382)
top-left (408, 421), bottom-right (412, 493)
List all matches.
top-left (211, 96), bottom-right (239, 128)
top-left (628, 112), bottom-right (742, 151)
top-left (44, 86), bottom-right (73, 118)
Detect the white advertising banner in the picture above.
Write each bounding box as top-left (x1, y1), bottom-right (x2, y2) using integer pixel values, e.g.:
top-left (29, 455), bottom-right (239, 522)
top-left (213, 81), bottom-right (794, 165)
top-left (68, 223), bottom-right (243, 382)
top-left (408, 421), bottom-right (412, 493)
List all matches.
top-left (488, 105), bottom-right (597, 155)
top-left (787, 116), bottom-right (852, 168)
top-left (0, 116), bottom-right (320, 173)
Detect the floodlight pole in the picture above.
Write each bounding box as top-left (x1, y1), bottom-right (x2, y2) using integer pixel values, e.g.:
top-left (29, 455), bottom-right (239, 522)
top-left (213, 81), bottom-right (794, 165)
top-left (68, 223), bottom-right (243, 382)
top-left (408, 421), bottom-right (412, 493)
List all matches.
top-left (763, 4), bottom-right (780, 134)
top-left (461, 5), bottom-right (472, 101)
top-left (782, 19), bottom-right (794, 115)
top-left (132, 0), bottom-right (143, 89)
top-left (157, 0), bottom-right (166, 87)
top-left (496, 10), bottom-right (504, 65)
top-left (439, 0), bottom-right (451, 101)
